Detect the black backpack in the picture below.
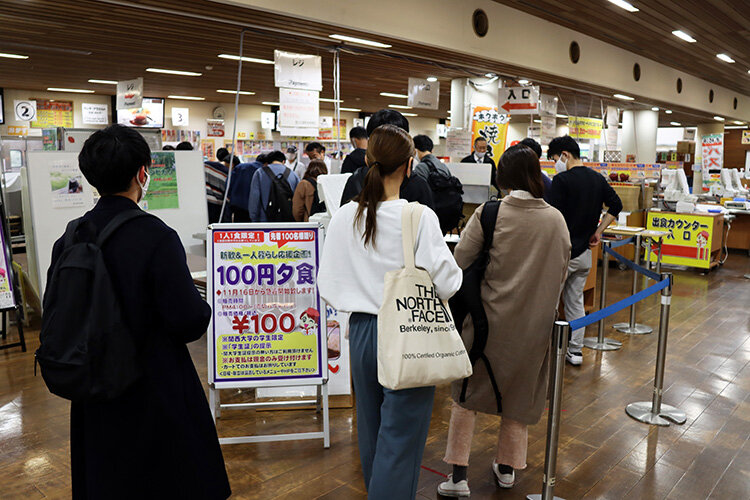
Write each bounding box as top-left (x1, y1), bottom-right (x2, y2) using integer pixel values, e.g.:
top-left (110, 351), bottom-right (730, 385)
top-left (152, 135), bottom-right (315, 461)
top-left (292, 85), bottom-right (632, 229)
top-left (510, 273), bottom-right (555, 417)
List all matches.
top-left (263, 166), bottom-right (295, 222)
top-left (448, 200), bottom-right (502, 413)
top-left (36, 210), bottom-right (151, 401)
top-left (424, 159), bottom-right (464, 234)
top-left (306, 178), bottom-right (326, 217)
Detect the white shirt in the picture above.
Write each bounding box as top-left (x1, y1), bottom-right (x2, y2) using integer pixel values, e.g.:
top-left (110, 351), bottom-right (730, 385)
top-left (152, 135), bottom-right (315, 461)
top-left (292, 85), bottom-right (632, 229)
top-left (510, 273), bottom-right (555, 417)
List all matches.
top-left (287, 160), bottom-right (306, 179)
top-left (509, 189), bottom-right (535, 200)
top-left (318, 200), bottom-right (463, 315)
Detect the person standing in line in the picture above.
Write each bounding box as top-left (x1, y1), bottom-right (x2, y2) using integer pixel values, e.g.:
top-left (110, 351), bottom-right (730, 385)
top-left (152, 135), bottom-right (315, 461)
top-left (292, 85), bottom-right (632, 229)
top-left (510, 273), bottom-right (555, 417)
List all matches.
top-left (49, 124), bottom-right (231, 500)
top-left (519, 137), bottom-right (552, 199)
top-left (285, 145), bottom-right (306, 179)
top-left (292, 159), bottom-right (327, 222)
top-left (248, 150), bottom-right (299, 222)
top-left (318, 125), bottom-right (462, 499)
top-left (205, 150), bottom-right (229, 224)
top-left (437, 145), bottom-right (570, 497)
top-left (341, 126), bottom-right (368, 174)
top-left (546, 135), bottom-right (622, 366)
top-left (227, 154), bottom-right (264, 222)
top-left (412, 134), bottom-right (451, 181)
top-left (461, 137), bottom-right (498, 190)
top-left (175, 141), bottom-right (194, 150)
top-left (305, 141), bottom-right (331, 174)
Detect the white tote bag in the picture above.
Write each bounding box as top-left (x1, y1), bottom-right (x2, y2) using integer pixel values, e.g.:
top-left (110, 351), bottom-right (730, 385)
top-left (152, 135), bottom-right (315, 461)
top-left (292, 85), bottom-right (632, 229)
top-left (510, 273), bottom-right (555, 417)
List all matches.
top-left (377, 203), bottom-right (472, 390)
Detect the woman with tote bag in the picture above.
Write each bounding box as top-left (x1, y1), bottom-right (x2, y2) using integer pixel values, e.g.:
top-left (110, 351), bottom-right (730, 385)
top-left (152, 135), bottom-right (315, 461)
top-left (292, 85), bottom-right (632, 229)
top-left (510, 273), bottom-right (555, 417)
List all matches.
top-left (318, 124), bottom-right (463, 499)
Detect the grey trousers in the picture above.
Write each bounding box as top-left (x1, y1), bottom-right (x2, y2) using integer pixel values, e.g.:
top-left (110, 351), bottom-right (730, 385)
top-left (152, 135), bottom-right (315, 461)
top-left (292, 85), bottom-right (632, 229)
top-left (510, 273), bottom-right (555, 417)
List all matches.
top-left (349, 313), bottom-right (435, 500)
top-left (562, 249), bottom-right (592, 351)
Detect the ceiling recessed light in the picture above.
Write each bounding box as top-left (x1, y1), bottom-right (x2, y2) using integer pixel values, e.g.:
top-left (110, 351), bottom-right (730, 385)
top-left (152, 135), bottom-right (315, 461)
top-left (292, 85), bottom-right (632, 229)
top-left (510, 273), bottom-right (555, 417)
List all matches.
top-left (168, 95), bottom-right (205, 100)
top-left (426, 76), bottom-right (438, 82)
top-left (217, 54), bottom-right (274, 65)
top-left (47, 87), bottom-right (94, 93)
top-left (402, 113), bottom-right (418, 117)
top-left (672, 30), bottom-right (696, 43)
top-left (665, 110), bottom-right (673, 114)
top-left (670, 122), bottom-right (681, 126)
top-left (556, 114), bottom-right (568, 118)
top-left (733, 120), bottom-right (745, 125)
top-left (713, 116), bottom-right (725, 121)
top-left (262, 101), bottom-right (280, 106)
top-left (484, 73), bottom-right (496, 78)
top-left (329, 34), bottom-right (392, 48)
top-left (716, 54), bottom-right (735, 63)
top-left (518, 79), bottom-right (530, 85)
top-left (216, 89), bottom-right (255, 95)
top-left (614, 93), bottom-right (635, 100)
top-left (651, 107), bottom-right (659, 111)
top-left (388, 104), bottom-right (412, 109)
top-left (147, 68), bottom-right (202, 76)
top-left (380, 92), bottom-right (408, 99)
top-left (533, 119), bottom-right (542, 123)
top-left (88, 79), bottom-right (118, 85)
top-left (0, 52), bottom-right (29, 59)
top-left (608, 0), bottom-right (639, 12)
top-left (339, 107), bottom-right (362, 112)
top-left (319, 98), bottom-right (344, 103)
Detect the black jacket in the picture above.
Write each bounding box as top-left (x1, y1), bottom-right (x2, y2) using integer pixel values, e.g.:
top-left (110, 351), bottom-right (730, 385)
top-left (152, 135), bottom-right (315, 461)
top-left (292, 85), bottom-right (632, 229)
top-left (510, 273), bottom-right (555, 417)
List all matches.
top-left (461, 153), bottom-right (498, 191)
top-left (49, 196), bottom-right (231, 500)
top-left (340, 166), bottom-right (435, 209)
top-left (341, 148), bottom-right (367, 174)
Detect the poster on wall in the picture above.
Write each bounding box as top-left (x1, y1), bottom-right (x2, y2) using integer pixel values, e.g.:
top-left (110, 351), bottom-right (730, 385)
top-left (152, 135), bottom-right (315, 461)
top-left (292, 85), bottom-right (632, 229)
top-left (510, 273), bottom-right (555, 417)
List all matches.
top-left (279, 88), bottom-right (319, 137)
top-left (201, 139), bottom-right (215, 160)
top-left (540, 116), bottom-right (556, 146)
top-left (207, 119), bottom-right (225, 137)
top-left (568, 116), bottom-right (603, 140)
top-left (407, 77), bottom-right (439, 110)
top-left (317, 118), bottom-right (346, 140)
top-left (42, 129), bottom-right (58, 151)
top-left (207, 225), bottom-right (326, 386)
top-left (701, 133), bottom-right (723, 169)
top-left (49, 160), bottom-right (85, 208)
top-left (172, 107), bottom-right (189, 127)
top-left (116, 77), bottom-right (143, 110)
top-left (274, 50), bottom-right (322, 91)
top-left (470, 106), bottom-right (509, 160)
top-left (140, 152), bottom-right (179, 210)
top-left (742, 130), bottom-right (750, 145)
top-left (82, 103), bottom-right (109, 125)
top-left (0, 217), bottom-right (15, 310)
top-left (446, 128), bottom-right (472, 160)
top-left (31, 99), bottom-right (74, 128)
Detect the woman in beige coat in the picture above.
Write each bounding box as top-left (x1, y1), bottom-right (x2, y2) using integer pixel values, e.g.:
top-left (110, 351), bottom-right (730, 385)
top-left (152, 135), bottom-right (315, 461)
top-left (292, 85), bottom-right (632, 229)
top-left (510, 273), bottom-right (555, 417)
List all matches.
top-left (438, 144), bottom-right (571, 498)
top-left (292, 159), bottom-right (327, 222)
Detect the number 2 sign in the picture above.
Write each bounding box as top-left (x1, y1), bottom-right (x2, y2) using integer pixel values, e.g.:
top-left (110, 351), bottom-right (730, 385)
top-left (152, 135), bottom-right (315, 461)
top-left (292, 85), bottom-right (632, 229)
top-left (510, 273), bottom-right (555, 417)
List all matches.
top-left (14, 100), bottom-right (37, 122)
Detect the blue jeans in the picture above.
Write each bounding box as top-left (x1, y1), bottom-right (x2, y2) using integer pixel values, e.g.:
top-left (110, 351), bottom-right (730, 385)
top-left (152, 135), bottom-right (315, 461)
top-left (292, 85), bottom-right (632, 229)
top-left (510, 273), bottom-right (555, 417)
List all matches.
top-left (349, 313), bottom-right (435, 500)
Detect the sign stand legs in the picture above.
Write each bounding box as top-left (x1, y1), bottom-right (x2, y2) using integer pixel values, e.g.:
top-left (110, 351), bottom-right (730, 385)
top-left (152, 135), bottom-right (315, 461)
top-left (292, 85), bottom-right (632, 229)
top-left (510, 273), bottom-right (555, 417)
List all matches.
top-left (614, 234), bottom-right (653, 335)
top-left (583, 241), bottom-right (622, 351)
top-left (625, 273), bottom-right (686, 426)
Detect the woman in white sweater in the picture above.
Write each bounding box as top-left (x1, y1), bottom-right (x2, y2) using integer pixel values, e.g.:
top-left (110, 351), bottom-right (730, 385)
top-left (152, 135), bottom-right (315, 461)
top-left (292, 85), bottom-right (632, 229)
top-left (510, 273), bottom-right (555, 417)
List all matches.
top-left (318, 124), bottom-right (462, 499)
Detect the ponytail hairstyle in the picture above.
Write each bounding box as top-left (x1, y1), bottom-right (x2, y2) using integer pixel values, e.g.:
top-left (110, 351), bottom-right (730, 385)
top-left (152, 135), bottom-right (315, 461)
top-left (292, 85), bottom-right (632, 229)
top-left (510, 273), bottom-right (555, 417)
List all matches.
top-left (354, 124), bottom-right (415, 247)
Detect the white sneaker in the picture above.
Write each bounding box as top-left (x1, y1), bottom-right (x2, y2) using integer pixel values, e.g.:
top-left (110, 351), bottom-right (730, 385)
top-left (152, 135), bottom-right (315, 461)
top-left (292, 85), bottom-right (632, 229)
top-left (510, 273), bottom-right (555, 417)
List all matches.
top-left (437, 474), bottom-right (470, 497)
top-left (492, 463), bottom-right (515, 489)
top-left (565, 349), bottom-right (582, 366)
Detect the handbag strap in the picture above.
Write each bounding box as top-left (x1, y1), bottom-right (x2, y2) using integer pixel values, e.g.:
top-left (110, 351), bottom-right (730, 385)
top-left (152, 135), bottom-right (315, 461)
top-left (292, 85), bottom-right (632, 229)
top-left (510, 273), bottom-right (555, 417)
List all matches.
top-left (400, 202), bottom-right (425, 270)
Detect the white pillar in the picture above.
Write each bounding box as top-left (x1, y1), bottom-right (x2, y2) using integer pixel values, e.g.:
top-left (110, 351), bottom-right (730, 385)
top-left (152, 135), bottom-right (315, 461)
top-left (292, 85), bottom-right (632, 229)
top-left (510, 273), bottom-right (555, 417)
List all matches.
top-left (450, 78), bottom-right (469, 129)
top-left (621, 110), bottom-right (658, 163)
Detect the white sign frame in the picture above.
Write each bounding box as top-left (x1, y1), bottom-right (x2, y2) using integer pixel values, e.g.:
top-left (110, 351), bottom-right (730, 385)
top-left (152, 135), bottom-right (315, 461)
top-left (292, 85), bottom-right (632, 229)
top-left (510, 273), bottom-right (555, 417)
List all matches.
top-left (274, 50), bottom-right (323, 91)
top-left (499, 86), bottom-right (540, 115)
top-left (407, 77), bottom-right (440, 110)
top-left (14, 100), bottom-right (37, 122)
top-left (279, 88), bottom-right (319, 137)
top-left (116, 77), bottom-right (143, 110)
top-left (82, 103), bottom-right (109, 125)
top-left (171, 107), bottom-right (189, 127)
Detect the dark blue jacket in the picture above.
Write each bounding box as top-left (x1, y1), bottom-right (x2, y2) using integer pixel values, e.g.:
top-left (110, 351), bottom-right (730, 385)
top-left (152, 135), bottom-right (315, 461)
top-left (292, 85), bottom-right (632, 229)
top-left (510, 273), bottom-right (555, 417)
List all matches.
top-left (228, 161), bottom-right (260, 210)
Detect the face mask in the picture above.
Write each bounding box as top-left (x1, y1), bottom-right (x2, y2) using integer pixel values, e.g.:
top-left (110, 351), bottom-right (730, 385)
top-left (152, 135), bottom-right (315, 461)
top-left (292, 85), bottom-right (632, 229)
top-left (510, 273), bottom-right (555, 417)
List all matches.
top-left (555, 154), bottom-right (567, 173)
top-left (475, 151), bottom-right (486, 160)
top-left (138, 170), bottom-right (150, 202)
top-left (286, 152), bottom-right (296, 163)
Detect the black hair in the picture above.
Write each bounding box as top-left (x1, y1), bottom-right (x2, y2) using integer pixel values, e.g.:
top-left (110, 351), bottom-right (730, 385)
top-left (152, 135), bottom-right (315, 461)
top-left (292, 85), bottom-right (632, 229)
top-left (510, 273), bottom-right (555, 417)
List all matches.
top-left (520, 138), bottom-right (542, 159)
top-left (216, 147), bottom-right (229, 162)
top-left (547, 135), bottom-right (581, 160)
top-left (305, 142), bottom-right (324, 153)
top-left (175, 141), bottom-right (193, 151)
top-left (162, 145), bottom-right (175, 151)
top-left (230, 155), bottom-right (240, 166)
top-left (474, 136), bottom-right (487, 145)
top-left (256, 153), bottom-right (268, 164)
top-left (266, 151), bottom-right (287, 164)
top-left (79, 124), bottom-right (151, 195)
top-left (366, 109), bottom-right (410, 135)
top-left (413, 134), bottom-right (433, 153)
top-left (349, 126), bottom-right (368, 140)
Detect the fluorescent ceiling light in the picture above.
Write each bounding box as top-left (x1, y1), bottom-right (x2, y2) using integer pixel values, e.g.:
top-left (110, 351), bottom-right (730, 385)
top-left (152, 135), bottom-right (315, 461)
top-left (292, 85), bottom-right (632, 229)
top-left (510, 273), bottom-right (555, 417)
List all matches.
top-left (665, 110), bottom-right (673, 114)
top-left (319, 98), bottom-right (343, 103)
top-left (329, 34), bottom-right (391, 48)
top-left (388, 104), bottom-right (412, 109)
top-left (651, 107), bottom-right (659, 111)
top-left (533, 119), bottom-right (542, 123)
top-left (168, 95), bottom-right (205, 100)
top-left (402, 113), bottom-right (418, 117)
top-left (88, 79), bottom-right (117, 85)
top-left (672, 30), bottom-right (696, 43)
top-left (262, 101), bottom-right (280, 106)
top-left (218, 54), bottom-right (274, 65)
top-left (726, 125), bottom-right (749, 129)
top-left (0, 52), bottom-right (29, 59)
top-left (716, 54), bottom-right (735, 63)
top-left (733, 121), bottom-right (745, 125)
top-left (670, 122), bottom-right (681, 126)
top-left (713, 116), bottom-right (725, 121)
top-left (426, 76), bottom-right (438, 82)
top-left (518, 79), bottom-right (530, 85)
top-left (484, 73), bottom-right (496, 78)
top-left (216, 89), bottom-right (255, 95)
top-left (146, 67), bottom-right (202, 76)
top-left (380, 92), bottom-right (408, 99)
top-left (556, 114), bottom-right (568, 118)
top-left (47, 87), bottom-right (94, 93)
top-left (614, 93), bottom-right (635, 100)
top-left (339, 107), bottom-right (362, 112)
top-left (608, 0), bottom-right (639, 12)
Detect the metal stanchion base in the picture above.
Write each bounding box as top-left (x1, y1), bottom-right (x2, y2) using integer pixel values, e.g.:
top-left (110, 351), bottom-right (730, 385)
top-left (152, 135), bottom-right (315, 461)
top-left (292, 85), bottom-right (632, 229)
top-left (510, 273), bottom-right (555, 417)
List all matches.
top-left (582, 336), bottom-right (622, 350)
top-left (613, 322), bottom-right (653, 334)
top-left (625, 401), bottom-right (687, 426)
top-left (527, 495), bottom-right (566, 500)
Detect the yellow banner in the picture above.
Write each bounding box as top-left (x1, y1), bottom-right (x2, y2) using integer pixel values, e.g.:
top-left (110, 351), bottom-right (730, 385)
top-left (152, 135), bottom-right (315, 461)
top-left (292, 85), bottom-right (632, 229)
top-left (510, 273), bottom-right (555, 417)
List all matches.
top-left (471, 106), bottom-right (509, 160)
top-left (568, 116), bottom-right (603, 140)
top-left (647, 212), bottom-right (715, 269)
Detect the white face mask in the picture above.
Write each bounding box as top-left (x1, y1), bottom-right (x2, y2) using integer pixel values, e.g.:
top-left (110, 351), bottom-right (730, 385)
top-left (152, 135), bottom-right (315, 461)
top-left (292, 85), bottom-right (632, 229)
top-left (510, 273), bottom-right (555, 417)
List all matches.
top-left (138, 170), bottom-right (150, 202)
top-left (286, 152), bottom-right (297, 163)
top-left (475, 151), bottom-right (486, 160)
top-left (554, 154), bottom-right (568, 173)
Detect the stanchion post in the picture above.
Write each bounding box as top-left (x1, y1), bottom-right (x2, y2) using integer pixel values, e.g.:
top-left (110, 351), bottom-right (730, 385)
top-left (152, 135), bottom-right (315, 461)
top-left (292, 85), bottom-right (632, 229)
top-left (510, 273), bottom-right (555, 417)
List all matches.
top-left (614, 234), bottom-right (653, 335)
top-left (583, 241), bottom-right (622, 351)
top-left (656, 236), bottom-right (663, 275)
top-left (625, 273), bottom-right (686, 426)
top-left (526, 321), bottom-right (569, 500)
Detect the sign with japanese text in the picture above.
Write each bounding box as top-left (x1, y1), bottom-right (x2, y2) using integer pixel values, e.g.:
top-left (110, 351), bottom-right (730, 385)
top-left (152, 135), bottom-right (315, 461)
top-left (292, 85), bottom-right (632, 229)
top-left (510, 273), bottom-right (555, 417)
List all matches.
top-left (6, 125), bottom-right (28, 136)
top-left (701, 133), bottom-right (723, 170)
top-left (317, 118), bottom-right (346, 141)
top-left (499, 86), bottom-right (539, 115)
top-left (568, 116), bottom-right (603, 140)
top-left (82, 103), bottom-right (109, 125)
top-left (446, 128), bottom-right (472, 160)
top-left (471, 106), bottom-right (509, 159)
top-left (30, 99), bottom-right (74, 129)
top-left (208, 224), bottom-right (326, 386)
top-left (647, 212), bottom-right (715, 269)
top-left (407, 77), bottom-right (439, 110)
top-left (540, 161), bottom-right (662, 179)
top-left (540, 115), bottom-right (556, 146)
top-left (274, 50), bottom-right (322, 91)
top-left (207, 119), bottom-right (225, 137)
top-left (279, 88), bottom-right (319, 137)
top-left (116, 77), bottom-right (143, 110)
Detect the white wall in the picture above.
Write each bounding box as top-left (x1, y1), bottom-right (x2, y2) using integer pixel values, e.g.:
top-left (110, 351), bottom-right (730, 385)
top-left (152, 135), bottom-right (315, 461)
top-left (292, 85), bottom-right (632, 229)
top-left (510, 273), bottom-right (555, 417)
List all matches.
top-left (2, 88), bottom-right (111, 135)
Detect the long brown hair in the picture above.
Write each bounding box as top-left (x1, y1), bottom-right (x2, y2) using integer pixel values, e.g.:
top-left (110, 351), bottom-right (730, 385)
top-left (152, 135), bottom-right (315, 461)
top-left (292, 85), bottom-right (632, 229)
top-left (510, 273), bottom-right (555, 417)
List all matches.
top-left (354, 124), bottom-right (414, 246)
top-left (304, 159), bottom-right (327, 180)
top-left (496, 144), bottom-right (545, 198)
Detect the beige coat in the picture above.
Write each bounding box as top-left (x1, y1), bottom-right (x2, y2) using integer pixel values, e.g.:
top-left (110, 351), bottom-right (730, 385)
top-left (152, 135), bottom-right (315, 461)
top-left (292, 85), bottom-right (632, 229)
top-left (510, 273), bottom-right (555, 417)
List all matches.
top-left (451, 196), bottom-right (570, 424)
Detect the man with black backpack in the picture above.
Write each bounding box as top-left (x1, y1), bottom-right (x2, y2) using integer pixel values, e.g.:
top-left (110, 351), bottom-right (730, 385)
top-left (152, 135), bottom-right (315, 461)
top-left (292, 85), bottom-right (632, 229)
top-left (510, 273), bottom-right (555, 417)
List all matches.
top-left (248, 150), bottom-right (299, 222)
top-left (413, 134), bottom-right (464, 233)
top-left (37, 124), bottom-right (230, 499)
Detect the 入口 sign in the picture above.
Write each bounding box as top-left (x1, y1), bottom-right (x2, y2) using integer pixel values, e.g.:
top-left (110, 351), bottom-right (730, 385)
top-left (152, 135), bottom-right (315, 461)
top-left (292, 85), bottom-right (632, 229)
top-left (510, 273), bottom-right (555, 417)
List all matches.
top-left (499, 86), bottom-right (540, 115)
top-left (274, 50), bottom-right (322, 91)
top-left (407, 77), bottom-right (439, 110)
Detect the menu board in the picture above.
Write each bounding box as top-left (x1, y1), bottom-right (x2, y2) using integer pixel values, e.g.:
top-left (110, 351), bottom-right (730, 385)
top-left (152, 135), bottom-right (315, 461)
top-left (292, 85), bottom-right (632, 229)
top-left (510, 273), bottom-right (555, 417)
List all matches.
top-left (30, 99), bottom-right (74, 128)
top-left (116, 97), bottom-right (165, 128)
top-left (208, 224), bottom-right (326, 386)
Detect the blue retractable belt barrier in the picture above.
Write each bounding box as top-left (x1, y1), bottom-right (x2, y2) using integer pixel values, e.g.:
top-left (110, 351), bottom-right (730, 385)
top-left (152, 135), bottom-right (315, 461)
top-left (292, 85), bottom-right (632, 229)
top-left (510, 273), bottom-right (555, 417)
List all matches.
top-left (568, 278), bottom-right (670, 332)
top-left (608, 236), bottom-right (635, 249)
top-left (603, 244), bottom-right (662, 281)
